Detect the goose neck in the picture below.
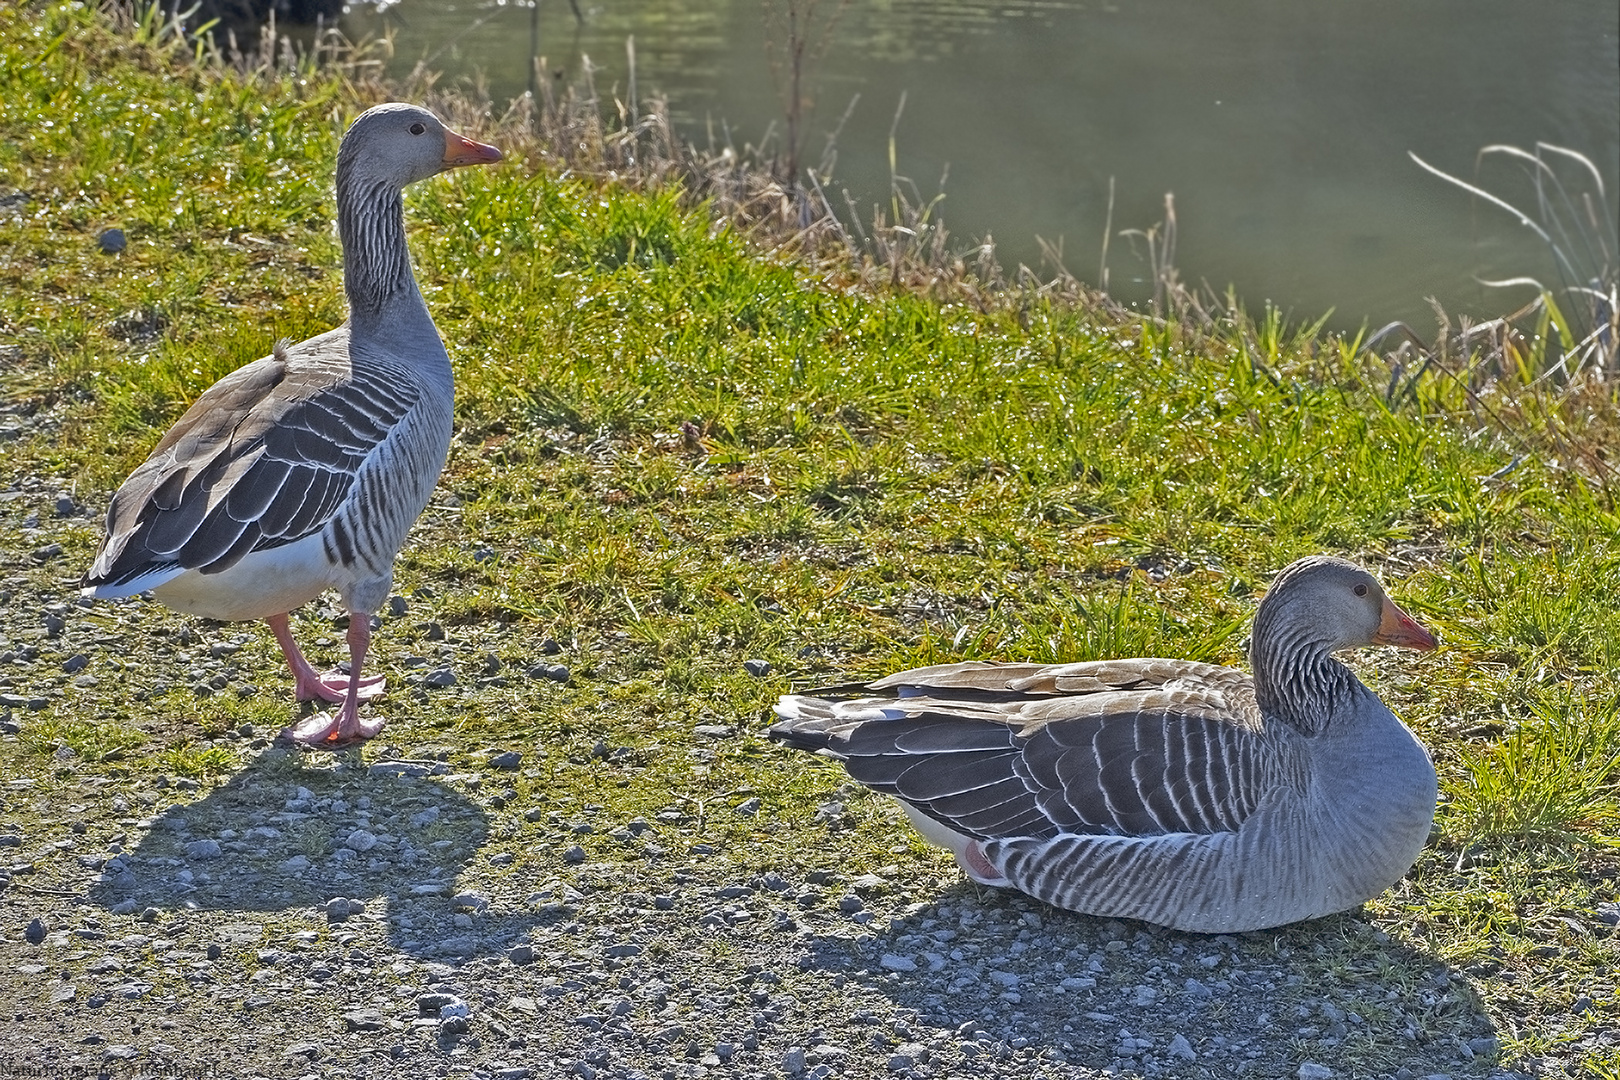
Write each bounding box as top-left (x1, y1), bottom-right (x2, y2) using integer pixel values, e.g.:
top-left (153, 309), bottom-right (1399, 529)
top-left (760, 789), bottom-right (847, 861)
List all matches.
top-left (337, 172), bottom-right (419, 323)
top-left (1250, 622), bottom-right (1356, 734)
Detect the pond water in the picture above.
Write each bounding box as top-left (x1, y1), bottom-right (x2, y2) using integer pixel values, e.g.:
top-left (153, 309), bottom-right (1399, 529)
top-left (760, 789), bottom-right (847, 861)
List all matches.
top-left (337, 0), bottom-right (1619, 333)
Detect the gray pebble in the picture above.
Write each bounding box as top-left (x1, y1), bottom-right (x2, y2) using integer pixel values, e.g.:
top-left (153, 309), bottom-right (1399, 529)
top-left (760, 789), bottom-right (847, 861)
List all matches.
top-left (53, 494), bottom-right (76, 517)
top-left (1298, 1065), bottom-right (1334, 1080)
top-left (743, 658), bottom-right (772, 677)
top-left (60, 653), bottom-right (89, 674)
top-left (488, 750), bottom-right (522, 771)
top-left (417, 991), bottom-right (464, 1017)
top-left (508, 944), bottom-right (535, 965)
top-left (325, 897), bottom-right (363, 923)
top-left (343, 1008), bottom-right (385, 1032)
top-left (423, 667), bottom-right (456, 688)
top-left (97, 228), bottom-right (126, 254)
top-left (563, 845), bottom-right (586, 864)
top-left (24, 918), bottom-right (45, 944)
top-left (183, 839), bottom-right (221, 860)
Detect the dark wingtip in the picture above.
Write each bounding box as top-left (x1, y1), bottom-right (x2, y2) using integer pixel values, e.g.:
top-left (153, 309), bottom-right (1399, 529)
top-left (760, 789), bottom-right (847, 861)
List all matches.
top-left (764, 717), bottom-right (831, 752)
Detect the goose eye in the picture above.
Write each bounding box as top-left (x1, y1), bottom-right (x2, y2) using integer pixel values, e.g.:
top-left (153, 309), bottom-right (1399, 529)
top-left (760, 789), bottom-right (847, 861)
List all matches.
top-left (409, 122), bottom-right (427, 135)
top-left (1353, 584), bottom-right (1368, 597)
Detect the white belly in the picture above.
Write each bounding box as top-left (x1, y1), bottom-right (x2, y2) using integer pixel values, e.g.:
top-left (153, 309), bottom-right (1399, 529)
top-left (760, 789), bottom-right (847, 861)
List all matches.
top-left (150, 532), bottom-right (335, 622)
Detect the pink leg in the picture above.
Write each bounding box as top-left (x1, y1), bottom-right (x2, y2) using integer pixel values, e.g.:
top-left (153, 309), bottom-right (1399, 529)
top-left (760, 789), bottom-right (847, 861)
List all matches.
top-left (267, 612), bottom-right (385, 704)
top-left (275, 614), bottom-right (389, 748)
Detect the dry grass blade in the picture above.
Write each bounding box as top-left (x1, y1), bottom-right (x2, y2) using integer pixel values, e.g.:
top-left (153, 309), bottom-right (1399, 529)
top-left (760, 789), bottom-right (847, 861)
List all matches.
top-left (1410, 144), bottom-right (1618, 377)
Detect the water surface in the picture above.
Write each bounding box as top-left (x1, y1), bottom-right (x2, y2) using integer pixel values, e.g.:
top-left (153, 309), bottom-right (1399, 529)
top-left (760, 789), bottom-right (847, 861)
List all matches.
top-left (341, 0), bottom-right (1620, 332)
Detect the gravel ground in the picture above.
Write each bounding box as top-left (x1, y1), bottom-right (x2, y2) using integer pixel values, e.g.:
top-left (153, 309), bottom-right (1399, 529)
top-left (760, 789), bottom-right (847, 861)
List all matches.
top-left (0, 390), bottom-right (1546, 1080)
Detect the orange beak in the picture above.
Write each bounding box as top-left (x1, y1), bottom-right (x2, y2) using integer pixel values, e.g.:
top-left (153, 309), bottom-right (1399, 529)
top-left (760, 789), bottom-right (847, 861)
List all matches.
top-left (442, 128), bottom-right (502, 168)
top-left (1372, 597), bottom-right (1438, 651)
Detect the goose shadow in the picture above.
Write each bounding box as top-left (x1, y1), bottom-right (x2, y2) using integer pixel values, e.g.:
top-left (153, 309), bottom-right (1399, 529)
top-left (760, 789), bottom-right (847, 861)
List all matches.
top-left (85, 748), bottom-right (543, 961)
top-left (799, 881), bottom-right (1510, 1079)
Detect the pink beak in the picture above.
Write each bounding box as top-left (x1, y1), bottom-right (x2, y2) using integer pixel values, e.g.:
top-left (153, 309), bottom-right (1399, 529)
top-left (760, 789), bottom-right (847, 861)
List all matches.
top-left (442, 129), bottom-right (502, 168)
top-left (1372, 597), bottom-right (1438, 651)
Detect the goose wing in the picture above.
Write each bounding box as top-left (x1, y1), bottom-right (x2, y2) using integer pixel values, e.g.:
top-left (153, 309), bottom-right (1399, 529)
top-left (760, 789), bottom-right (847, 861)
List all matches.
top-left (83, 333), bottom-right (420, 594)
top-left (771, 659), bottom-right (1291, 842)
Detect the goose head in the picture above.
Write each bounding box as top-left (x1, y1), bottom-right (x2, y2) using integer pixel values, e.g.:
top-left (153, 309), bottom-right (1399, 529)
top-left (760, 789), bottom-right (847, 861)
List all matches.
top-left (337, 103), bottom-right (502, 191)
top-left (1254, 555), bottom-right (1437, 659)
top-left (1247, 556), bottom-right (1435, 731)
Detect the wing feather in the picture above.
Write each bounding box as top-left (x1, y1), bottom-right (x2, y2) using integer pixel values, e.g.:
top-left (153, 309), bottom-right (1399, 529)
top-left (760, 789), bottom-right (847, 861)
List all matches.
top-left (83, 334), bottom-right (419, 591)
top-left (770, 658), bottom-right (1284, 846)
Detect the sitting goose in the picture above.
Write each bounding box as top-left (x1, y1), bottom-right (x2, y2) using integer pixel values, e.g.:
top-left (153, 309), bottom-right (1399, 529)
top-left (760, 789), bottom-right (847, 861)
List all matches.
top-left (769, 556), bottom-right (1438, 933)
top-left (81, 103), bottom-right (501, 747)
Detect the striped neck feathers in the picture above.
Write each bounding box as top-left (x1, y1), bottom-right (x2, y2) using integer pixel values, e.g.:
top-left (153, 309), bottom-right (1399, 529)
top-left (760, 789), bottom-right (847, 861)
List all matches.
top-left (1249, 602), bottom-right (1359, 735)
top-left (336, 171), bottom-right (418, 323)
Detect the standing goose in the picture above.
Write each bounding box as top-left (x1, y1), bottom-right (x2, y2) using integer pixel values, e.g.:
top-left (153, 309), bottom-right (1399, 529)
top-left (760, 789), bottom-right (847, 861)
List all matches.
top-left (769, 556), bottom-right (1439, 933)
top-left (82, 103), bottom-right (501, 747)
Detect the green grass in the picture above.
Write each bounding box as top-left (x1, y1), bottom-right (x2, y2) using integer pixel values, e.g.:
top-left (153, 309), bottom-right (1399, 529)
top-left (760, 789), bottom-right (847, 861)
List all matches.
top-left (0, 3), bottom-right (1617, 1074)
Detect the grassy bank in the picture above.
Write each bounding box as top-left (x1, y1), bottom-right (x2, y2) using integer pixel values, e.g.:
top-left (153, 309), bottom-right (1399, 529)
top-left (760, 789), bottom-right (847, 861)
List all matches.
top-left (0, 3), bottom-right (1616, 1077)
